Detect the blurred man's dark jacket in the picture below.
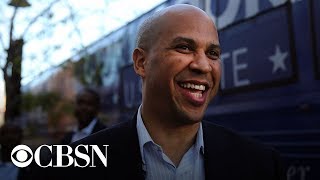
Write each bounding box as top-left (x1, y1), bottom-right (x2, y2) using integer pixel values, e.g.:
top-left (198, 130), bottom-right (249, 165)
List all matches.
top-left (60, 120), bottom-right (106, 144)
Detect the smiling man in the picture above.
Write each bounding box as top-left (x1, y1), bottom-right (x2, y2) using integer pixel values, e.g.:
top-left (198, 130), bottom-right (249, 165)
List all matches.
top-left (131, 4), bottom-right (221, 179)
top-left (33, 4), bottom-right (285, 180)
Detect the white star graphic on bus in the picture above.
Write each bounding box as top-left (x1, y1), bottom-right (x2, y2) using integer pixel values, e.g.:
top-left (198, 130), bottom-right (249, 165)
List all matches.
top-left (269, 45), bottom-right (288, 74)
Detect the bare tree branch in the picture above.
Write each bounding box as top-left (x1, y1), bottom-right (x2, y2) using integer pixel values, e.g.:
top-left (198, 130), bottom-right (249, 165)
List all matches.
top-left (24, 13), bottom-right (73, 42)
top-left (0, 34), bottom-right (5, 51)
top-left (9, 7), bottom-right (18, 46)
top-left (21, 0), bottom-right (62, 38)
top-left (62, 0), bottom-right (91, 60)
top-left (3, 6), bottom-right (18, 75)
top-left (0, 35), bottom-right (6, 69)
top-left (22, 60), bottom-right (63, 85)
top-left (63, 0), bottom-right (85, 49)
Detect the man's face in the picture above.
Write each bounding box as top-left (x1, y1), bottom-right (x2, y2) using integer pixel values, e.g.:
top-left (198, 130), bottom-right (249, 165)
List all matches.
top-left (142, 10), bottom-right (221, 124)
top-left (74, 91), bottom-right (98, 127)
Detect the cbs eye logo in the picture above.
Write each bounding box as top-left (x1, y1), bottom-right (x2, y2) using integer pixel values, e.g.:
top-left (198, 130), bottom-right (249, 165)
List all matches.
top-left (11, 145), bottom-right (33, 167)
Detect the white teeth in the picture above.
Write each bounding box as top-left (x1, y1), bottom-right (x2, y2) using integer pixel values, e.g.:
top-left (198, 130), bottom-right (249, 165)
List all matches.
top-left (180, 83), bottom-right (206, 91)
top-left (191, 92), bottom-right (202, 98)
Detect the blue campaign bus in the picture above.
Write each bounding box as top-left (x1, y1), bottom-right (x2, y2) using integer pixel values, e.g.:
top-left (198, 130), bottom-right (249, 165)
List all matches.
top-left (201, 1), bottom-right (320, 179)
top-left (71, 0), bottom-right (319, 179)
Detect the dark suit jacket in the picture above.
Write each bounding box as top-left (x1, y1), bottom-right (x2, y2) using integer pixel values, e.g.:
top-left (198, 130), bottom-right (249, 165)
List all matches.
top-left (60, 119), bottom-right (106, 144)
top-left (33, 115), bottom-right (285, 180)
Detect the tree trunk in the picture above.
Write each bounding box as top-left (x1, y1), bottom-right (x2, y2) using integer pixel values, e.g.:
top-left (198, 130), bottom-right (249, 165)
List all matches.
top-left (4, 39), bottom-right (23, 123)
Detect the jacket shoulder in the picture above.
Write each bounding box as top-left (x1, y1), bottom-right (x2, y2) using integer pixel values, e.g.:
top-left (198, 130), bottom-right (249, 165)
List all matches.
top-left (202, 121), bottom-right (285, 179)
top-left (203, 120), bottom-right (274, 152)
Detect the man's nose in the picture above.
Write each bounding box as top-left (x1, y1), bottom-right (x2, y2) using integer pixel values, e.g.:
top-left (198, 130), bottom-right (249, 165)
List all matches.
top-left (189, 52), bottom-right (212, 74)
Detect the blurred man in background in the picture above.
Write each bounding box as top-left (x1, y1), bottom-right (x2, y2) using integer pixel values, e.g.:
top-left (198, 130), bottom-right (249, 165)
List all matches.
top-left (60, 88), bottom-right (106, 144)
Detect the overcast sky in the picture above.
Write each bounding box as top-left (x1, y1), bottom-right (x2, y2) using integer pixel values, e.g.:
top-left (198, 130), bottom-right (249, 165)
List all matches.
top-left (0, 0), bottom-right (165, 124)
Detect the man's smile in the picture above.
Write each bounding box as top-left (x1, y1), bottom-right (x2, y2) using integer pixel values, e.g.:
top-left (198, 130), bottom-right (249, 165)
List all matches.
top-left (177, 80), bottom-right (210, 106)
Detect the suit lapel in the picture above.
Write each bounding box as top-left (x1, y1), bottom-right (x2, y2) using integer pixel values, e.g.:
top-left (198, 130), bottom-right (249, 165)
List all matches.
top-left (92, 119), bottom-right (106, 133)
top-left (127, 114), bottom-right (145, 179)
top-left (203, 121), bottom-right (231, 179)
top-left (111, 112), bottom-right (144, 179)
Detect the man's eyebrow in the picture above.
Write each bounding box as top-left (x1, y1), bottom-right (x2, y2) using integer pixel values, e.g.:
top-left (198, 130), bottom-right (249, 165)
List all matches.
top-left (208, 43), bottom-right (221, 54)
top-left (208, 43), bottom-right (220, 50)
top-left (172, 37), bottom-right (220, 48)
top-left (171, 37), bottom-right (196, 46)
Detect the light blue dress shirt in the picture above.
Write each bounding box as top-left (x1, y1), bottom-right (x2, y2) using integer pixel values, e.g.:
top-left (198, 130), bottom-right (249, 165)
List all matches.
top-left (136, 105), bottom-right (205, 180)
top-left (71, 118), bottom-right (97, 143)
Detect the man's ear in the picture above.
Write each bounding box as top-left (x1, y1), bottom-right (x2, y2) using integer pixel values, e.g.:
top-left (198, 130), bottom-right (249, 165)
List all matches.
top-left (132, 48), bottom-right (146, 77)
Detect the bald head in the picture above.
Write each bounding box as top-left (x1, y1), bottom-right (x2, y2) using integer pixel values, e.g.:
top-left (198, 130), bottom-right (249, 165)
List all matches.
top-left (136, 4), bottom-right (216, 50)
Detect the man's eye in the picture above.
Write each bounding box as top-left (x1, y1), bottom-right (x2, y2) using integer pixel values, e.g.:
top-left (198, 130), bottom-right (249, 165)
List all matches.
top-left (207, 50), bottom-right (220, 60)
top-left (176, 45), bottom-right (192, 52)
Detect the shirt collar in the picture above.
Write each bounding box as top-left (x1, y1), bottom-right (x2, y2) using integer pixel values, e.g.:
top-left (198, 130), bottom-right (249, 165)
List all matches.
top-left (136, 105), bottom-right (154, 164)
top-left (136, 105), bottom-right (204, 163)
top-left (196, 123), bottom-right (205, 154)
top-left (74, 118), bottom-right (98, 135)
